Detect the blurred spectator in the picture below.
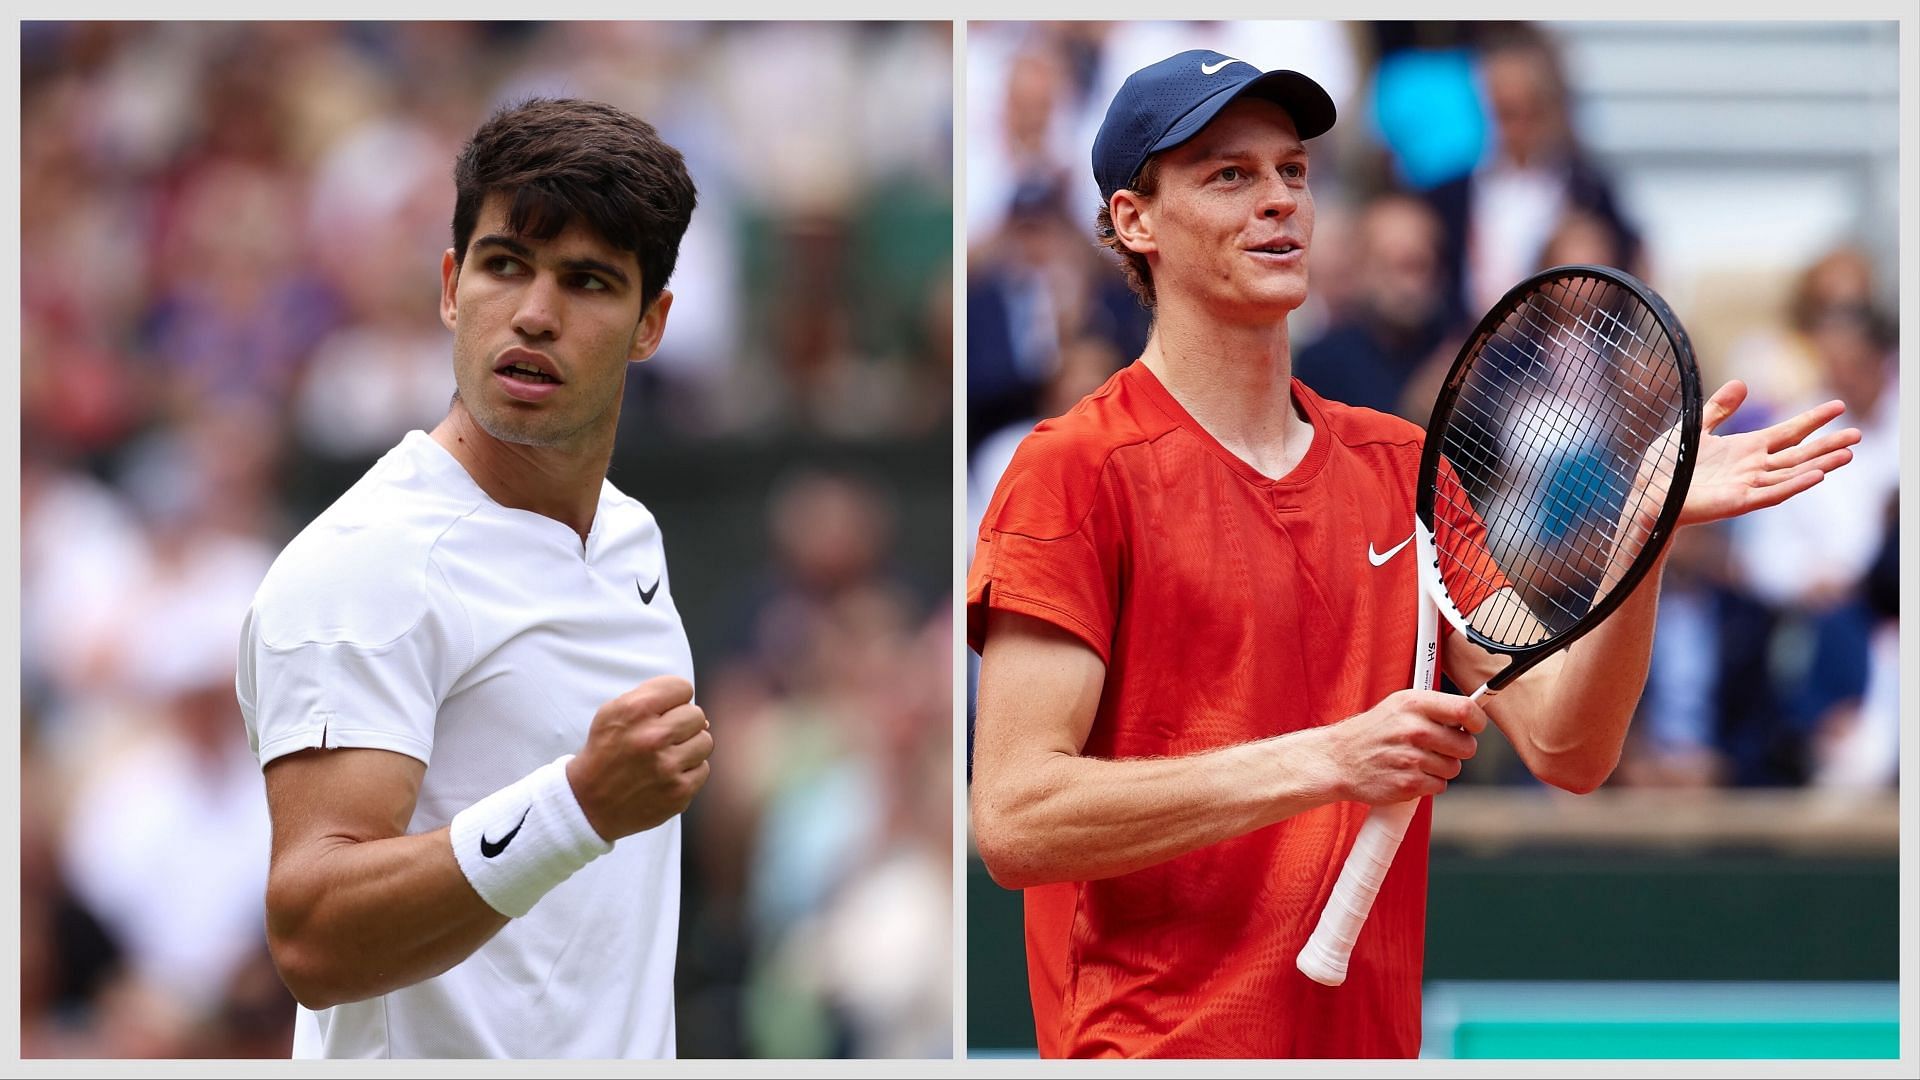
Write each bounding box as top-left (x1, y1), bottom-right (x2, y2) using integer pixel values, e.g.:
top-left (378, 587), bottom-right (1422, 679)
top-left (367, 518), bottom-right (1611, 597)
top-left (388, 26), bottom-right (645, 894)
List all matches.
top-left (1619, 524), bottom-right (1773, 789)
top-left (1733, 301), bottom-right (1898, 612)
top-left (21, 730), bottom-right (125, 1059)
top-left (292, 109), bottom-right (458, 461)
top-left (1725, 246), bottom-right (1882, 427)
top-left (1537, 206), bottom-right (1631, 270)
top-left (967, 39), bottom-right (1079, 244)
top-left (1367, 36), bottom-right (1486, 191)
top-left (1424, 25), bottom-right (1644, 322)
top-left (20, 449), bottom-right (154, 734)
top-left (1726, 298), bottom-right (1898, 786)
top-left (1294, 192), bottom-right (1453, 421)
top-left (968, 178), bottom-right (1144, 451)
top-left (1627, 254), bottom-right (1898, 791)
top-left (58, 679), bottom-right (276, 1055)
top-left (685, 468), bottom-right (951, 1058)
top-left (1809, 514), bottom-right (1899, 790)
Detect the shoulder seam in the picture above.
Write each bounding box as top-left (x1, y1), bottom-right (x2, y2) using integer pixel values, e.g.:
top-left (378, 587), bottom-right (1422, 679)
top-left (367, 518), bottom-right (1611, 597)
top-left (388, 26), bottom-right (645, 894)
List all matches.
top-left (1323, 411), bottom-right (1426, 453)
top-left (989, 432), bottom-right (1156, 543)
top-left (261, 499), bottom-right (486, 653)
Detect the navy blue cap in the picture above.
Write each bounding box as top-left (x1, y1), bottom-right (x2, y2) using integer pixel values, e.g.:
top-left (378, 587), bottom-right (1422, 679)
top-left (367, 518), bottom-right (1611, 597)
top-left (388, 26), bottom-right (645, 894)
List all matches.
top-left (1092, 49), bottom-right (1337, 203)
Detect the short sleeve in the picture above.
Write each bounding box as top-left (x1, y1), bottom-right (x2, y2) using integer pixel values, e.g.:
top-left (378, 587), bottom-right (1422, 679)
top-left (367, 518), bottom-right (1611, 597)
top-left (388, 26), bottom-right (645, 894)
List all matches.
top-left (966, 434), bottom-right (1122, 664)
top-left (237, 542), bottom-right (469, 768)
top-left (1431, 455), bottom-right (1512, 618)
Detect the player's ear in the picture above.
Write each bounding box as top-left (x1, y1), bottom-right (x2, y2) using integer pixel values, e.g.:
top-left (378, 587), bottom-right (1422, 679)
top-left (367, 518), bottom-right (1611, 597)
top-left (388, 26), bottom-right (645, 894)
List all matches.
top-left (629, 290), bottom-right (673, 363)
top-left (1109, 190), bottom-right (1157, 257)
top-left (439, 249), bottom-right (460, 332)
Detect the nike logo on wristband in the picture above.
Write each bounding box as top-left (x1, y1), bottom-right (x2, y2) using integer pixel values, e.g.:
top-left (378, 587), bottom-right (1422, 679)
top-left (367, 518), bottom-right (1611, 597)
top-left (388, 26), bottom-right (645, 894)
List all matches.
top-left (481, 808), bottom-right (531, 858)
top-left (639, 578), bottom-right (660, 605)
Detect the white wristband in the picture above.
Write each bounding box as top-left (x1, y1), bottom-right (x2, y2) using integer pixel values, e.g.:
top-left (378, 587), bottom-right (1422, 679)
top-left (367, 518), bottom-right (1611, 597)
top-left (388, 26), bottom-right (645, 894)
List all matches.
top-left (449, 755), bottom-right (612, 918)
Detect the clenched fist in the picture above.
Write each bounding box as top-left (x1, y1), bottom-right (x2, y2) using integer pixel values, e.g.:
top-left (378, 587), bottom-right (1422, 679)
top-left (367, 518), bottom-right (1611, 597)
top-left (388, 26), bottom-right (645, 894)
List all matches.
top-left (565, 675), bottom-right (712, 841)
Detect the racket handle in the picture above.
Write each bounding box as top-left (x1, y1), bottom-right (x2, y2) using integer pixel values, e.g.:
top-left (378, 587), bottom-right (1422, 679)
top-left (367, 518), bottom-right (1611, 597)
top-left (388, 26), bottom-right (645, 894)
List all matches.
top-left (1296, 798), bottom-right (1418, 987)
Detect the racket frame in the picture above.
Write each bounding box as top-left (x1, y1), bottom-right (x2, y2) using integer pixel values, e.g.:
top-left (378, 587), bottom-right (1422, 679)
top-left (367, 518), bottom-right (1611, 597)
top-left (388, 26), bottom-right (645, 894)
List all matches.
top-left (1415, 263), bottom-right (1703, 693)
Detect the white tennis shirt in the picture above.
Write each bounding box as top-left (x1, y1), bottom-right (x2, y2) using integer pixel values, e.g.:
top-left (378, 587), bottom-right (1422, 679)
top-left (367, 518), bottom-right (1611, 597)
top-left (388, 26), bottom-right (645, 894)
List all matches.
top-left (237, 430), bottom-right (692, 1058)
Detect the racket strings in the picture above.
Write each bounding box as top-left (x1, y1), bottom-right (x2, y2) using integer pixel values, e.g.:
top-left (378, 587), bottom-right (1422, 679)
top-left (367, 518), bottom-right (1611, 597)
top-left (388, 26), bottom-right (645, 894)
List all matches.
top-left (1434, 273), bottom-right (1686, 649)
top-left (1463, 281), bottom-right (1681, 642)
top-left (1464, 301), bottom-right (1676, 641)
top-left (1523, 296), bottom-right (1684, 438)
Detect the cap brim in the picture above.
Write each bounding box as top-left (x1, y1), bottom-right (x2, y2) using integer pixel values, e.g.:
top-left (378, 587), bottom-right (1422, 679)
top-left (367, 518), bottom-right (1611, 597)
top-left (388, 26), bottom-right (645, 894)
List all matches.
top-left (1150, 69), bottom-right (1337, 155)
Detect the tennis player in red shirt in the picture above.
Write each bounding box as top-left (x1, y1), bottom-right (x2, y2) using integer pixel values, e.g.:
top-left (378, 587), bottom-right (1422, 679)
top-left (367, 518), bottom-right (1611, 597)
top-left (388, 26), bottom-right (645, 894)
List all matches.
top-left (966, 50), bottom-right (1859, 1058)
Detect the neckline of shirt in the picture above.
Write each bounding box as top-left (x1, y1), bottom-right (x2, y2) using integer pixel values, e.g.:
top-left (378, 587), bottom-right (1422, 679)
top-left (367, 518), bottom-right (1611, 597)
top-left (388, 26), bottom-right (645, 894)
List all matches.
top-left (1125, 361), bottom-right (1332, 491)
top-left (399, 430), bottom-right (613, 557)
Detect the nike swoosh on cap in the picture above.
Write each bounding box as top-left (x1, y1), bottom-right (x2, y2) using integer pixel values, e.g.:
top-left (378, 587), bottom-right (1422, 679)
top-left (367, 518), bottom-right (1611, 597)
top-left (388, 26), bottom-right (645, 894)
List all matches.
top-left (1200, 58), bottom-right (1240, 75)
top-left (1368, 535), bottom-right (1414, 567)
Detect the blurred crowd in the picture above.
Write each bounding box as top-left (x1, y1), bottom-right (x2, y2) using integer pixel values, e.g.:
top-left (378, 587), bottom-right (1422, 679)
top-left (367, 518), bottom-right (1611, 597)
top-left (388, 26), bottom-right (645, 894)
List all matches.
top-left (22, 21), bottom-right (952, 1059)
top-left (966, 21), bottom-right (1899, 794)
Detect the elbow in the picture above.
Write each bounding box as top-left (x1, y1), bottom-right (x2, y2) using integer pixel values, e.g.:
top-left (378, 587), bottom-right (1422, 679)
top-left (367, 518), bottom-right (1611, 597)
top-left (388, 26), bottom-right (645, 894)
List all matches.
top-left (266, 931), bottom-right (351, 1011)
top-left (971, 798), bottom-right (1046, 891)
top-left (265, 881), bottom-right (364, 1011)
top-left (975, 842), bottom-right (1041, 892)
top-left (1530, 753), bottom-right (1619, 796)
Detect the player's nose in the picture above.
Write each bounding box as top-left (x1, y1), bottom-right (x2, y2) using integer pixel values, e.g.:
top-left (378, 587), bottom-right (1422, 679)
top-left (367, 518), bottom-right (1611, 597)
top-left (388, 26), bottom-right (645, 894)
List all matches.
top-left (1257, 176), bottom-right (1298, 219)
top-left (512, 275), bottom-right (562, 340)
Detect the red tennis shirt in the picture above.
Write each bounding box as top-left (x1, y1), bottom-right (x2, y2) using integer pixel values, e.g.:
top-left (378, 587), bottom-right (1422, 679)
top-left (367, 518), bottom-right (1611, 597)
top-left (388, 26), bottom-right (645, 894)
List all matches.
top-left (967, 363), bottom-right (1499, 1058)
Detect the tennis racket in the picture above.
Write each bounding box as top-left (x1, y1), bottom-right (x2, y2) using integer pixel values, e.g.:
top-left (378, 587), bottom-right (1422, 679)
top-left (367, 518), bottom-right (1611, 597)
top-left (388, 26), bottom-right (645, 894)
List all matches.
top-left (1295, 264), bottom-right (1702, 987)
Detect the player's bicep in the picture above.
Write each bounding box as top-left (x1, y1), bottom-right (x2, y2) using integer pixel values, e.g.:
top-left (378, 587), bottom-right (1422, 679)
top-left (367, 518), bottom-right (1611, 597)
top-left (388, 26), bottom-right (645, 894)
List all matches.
top-left (974, 608), bottom-right (1107, 770)
top-left (265, 746), bottom-right (428, 862)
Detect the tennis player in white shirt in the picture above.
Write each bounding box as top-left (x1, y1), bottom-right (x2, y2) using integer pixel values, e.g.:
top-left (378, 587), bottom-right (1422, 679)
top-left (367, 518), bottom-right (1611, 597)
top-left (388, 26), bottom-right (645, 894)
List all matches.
top-left (237, 97), bottom-right (710, 1058)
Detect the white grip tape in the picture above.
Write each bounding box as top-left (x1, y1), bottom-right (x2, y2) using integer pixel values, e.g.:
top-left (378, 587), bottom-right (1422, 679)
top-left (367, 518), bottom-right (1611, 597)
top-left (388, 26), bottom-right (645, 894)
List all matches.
top-left (1297, 798), bottom-right (1419, 986)
top-left (1297, 519), bottom-right (1440, 987)
top-left (449, 755), bottom-right (613, 918)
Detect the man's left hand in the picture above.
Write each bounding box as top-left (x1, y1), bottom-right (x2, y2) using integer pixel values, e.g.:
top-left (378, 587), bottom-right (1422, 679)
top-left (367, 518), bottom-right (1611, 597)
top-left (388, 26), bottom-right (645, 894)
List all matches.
top-left (1677, 379), bottom-right (1860, 528)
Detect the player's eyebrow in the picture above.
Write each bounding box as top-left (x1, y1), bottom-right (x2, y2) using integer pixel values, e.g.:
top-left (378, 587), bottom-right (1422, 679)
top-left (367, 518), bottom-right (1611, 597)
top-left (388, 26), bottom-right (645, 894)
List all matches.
top-left (1190, 143), bottom-right (1250, 163)
top-left (471, 233), bottom-right (632, 288)
top-left (1190, 139), bottom-right (1308, 164)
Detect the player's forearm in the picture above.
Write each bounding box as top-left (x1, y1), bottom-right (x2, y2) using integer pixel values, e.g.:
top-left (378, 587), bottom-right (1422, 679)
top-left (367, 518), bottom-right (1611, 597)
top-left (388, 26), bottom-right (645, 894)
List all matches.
top-left (1496, 542), bottom-right (1669, 793)
top-left (266, 828), bottom-right (508, 1010)
top-left (972, 731), bottom-right (1338, 889)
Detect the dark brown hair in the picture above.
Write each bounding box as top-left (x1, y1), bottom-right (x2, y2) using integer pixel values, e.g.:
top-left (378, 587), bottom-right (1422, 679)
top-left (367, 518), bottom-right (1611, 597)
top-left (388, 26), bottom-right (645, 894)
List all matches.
top-left (452, 98), bottom-right (696, 313)
top-left (1094, 156), bottom-right (1164, 310)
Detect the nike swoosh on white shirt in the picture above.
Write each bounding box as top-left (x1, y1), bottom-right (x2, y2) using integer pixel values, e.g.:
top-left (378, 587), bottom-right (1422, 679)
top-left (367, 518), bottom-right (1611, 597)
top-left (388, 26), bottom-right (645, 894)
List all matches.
top-left (1367, 534), bottom-right (1414, 566)
top-left (1200, 59), bottom-right (1238, 75)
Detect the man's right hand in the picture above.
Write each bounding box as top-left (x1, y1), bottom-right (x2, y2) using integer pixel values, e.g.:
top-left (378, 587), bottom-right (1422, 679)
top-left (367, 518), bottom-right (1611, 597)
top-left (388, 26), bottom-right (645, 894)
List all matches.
top-left (1316, 689), bottom-right (1487, 805)
top-left (566, 676), bottom-right (713, 842)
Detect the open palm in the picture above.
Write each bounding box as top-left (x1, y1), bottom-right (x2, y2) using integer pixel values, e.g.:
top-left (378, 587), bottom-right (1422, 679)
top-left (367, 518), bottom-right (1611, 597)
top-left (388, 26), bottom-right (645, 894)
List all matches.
top-left (1678, 379), bottom-right (1860, 528)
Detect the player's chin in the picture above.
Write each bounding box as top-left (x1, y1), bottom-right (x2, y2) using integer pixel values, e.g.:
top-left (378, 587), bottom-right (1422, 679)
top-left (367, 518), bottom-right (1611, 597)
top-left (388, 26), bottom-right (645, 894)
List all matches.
top-left (1235, 281), bottom-right (1308, 319)
top-left (469, 401), bottom-right (566, 448)
top-left (1242, 261), bottom-right (1307, 292)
